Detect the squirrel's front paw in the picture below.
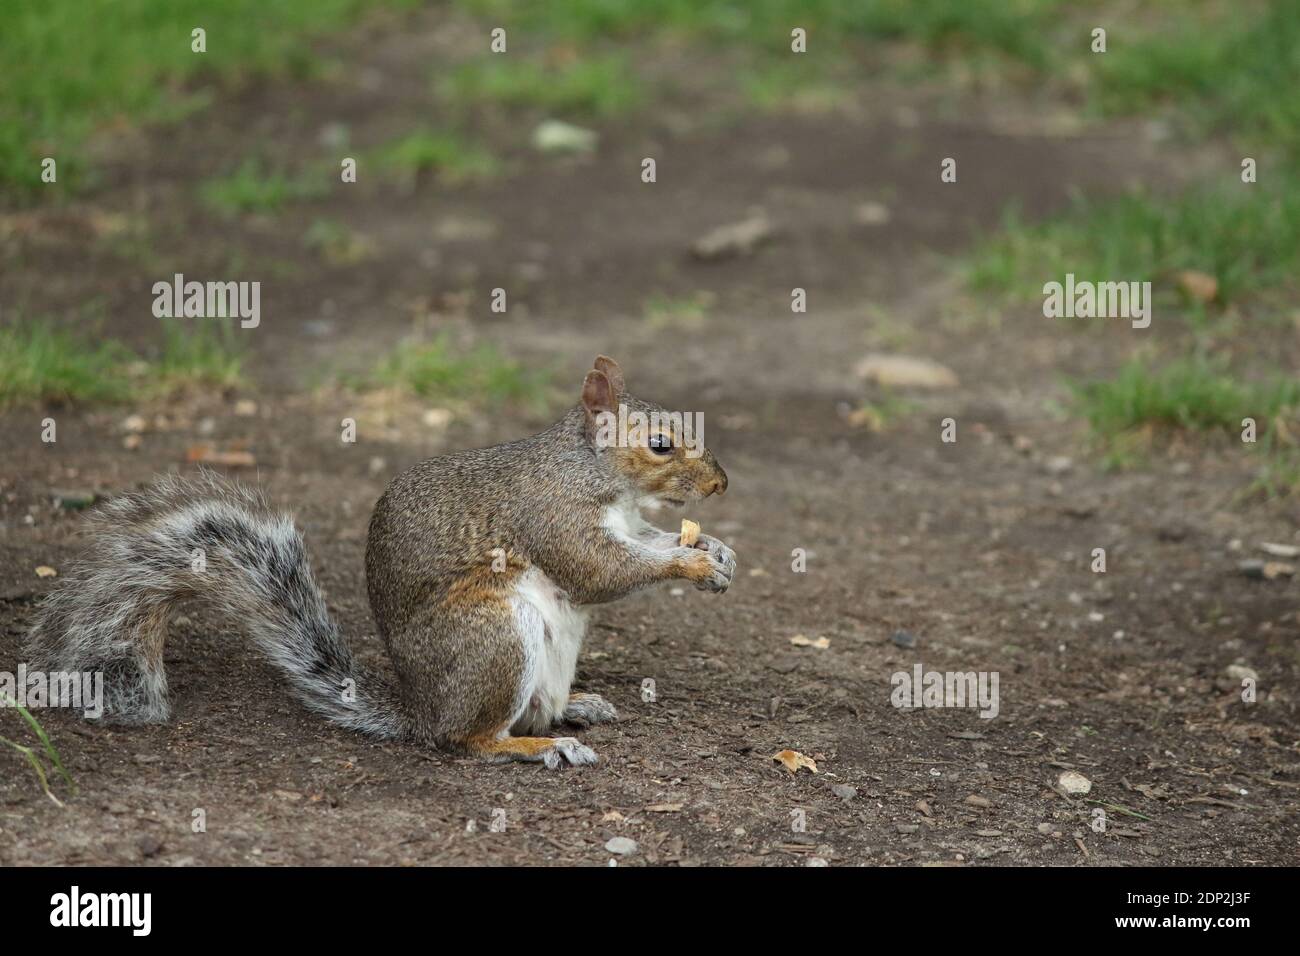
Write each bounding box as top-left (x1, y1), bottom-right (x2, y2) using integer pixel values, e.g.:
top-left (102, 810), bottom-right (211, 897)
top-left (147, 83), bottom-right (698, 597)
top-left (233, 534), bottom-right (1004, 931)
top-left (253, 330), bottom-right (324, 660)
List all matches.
top-left (561, 693), bottom-right (618, 727)
top-left (688, 535), bottom-right (737, 593)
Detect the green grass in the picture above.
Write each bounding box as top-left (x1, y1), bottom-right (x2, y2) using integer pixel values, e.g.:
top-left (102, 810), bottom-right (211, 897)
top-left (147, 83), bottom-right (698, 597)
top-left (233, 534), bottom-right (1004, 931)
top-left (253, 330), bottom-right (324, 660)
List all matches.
top-left (1253, 434), bottom-right (1300, 498)
top-left (7, 1), bottom-right (1284, 200)
top-left (0, 0), bottom-right (421, 197)
top-left (199, 158), bottom-right (328, 215)
top-left (370, 335), bottom-right (552, 411)
top-left (1, 696), bottom-right (76, 808)
top-left (0, 320), bottom-right (244, 408)
top-left (451, 0), bottom-right (1063, 118)
top-left (740, 59), bottom-right (852, 112)
top-left (371, 130), bottom-right (500, 183)
top-left (968, 185), bottom-right (1300, 306)
top-left (0, 0), bottom-right (1073, 198)
top-left (1074, 354), bottom-right (1300, 484)
top-left (445, 0), bottom-right (1066, 125)
top-left (0, 324), bottom-right (134, 406)
top-left (458, 0), bottom-right (1061, 64)
top-left (1076, 355), bottom-right (1300, 438)
top-left (843, 0), bottom-right (1061, 69)
top-left (155, 319), bottom-right (245, 392)
top-left (448, 0), bottom-right (1290, 140)
top-left (1092, 0), bottom-right (1300, 160)
top-left (644, 291), bottom-right (715, 330)
top-left (438, 55), bottom-right (643, 117)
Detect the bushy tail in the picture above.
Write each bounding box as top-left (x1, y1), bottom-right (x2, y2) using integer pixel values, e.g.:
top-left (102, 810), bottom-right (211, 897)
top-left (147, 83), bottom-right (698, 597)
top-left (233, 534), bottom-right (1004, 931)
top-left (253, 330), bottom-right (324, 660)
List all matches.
top-left (25, 471), bottom-right (403, 738)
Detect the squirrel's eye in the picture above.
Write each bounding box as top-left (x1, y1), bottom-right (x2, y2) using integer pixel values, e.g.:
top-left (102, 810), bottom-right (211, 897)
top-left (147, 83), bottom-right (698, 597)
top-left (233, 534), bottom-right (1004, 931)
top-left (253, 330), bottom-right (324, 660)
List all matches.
top-left (648, 433), bottom-right (674, 456)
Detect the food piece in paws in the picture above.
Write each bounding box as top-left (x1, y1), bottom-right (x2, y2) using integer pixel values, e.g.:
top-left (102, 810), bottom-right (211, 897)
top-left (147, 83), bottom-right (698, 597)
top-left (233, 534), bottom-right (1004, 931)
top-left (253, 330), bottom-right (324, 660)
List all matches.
top-left (680, 518), bottom-right (701, 548)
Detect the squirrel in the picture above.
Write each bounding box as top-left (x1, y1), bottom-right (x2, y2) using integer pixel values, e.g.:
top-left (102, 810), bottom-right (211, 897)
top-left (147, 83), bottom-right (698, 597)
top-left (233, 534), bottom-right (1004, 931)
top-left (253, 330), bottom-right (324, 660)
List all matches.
top-left (25, 355), bottom-right (736, 769)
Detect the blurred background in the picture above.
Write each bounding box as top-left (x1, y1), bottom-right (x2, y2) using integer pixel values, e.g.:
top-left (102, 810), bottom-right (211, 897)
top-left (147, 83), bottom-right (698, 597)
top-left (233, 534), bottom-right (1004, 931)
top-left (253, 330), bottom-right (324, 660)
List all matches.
top-left (3, 1), bottom-right (1297, 477)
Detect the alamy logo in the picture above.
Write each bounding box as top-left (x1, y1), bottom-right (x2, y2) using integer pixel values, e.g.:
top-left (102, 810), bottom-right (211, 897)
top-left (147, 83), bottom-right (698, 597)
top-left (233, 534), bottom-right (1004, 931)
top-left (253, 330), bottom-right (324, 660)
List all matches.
top-left (594, 403), bottom-right (705, 458)
top-left (1, 664), bottom-right (103, 718)
top-left (152, 272), bottom-right (260, 328)
top-left (50, 886), bottom-right (151, 936)
top-left (1042, 273), bottom-right (1151, 329)
top-left (890, 664), bottom-right (1000, 719)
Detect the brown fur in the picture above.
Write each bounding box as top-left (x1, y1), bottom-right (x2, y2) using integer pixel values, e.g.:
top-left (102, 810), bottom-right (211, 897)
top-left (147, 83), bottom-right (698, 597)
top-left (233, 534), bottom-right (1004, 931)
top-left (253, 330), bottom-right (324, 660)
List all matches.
top-left (365, 355), bottom-right (735, 762)
top-left (462, 732), bottom-right (564, 760)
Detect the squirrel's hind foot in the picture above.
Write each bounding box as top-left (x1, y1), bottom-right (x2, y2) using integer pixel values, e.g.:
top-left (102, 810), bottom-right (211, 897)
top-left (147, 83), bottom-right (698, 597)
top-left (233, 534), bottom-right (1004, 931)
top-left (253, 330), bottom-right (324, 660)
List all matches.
top-left (464, 733), bottom-right (599, 769)
top-left (542, 737), bottom-right (599, 769)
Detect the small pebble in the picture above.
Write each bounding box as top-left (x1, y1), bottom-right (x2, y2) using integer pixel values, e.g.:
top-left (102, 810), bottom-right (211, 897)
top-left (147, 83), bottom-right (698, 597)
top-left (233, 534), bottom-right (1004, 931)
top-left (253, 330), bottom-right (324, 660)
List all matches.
top-left (890, 630), bottom-right (917, 649)
top-left (1057, 771), bottom-right (1092, 796)
top-left (604, 837), bottom-right (638, 856)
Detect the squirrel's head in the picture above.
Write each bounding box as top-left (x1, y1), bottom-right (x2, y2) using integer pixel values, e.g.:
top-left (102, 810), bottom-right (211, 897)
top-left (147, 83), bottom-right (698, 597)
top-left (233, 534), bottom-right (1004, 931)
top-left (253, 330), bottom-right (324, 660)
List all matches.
top-left (581, 355), bottom-right (728, 506)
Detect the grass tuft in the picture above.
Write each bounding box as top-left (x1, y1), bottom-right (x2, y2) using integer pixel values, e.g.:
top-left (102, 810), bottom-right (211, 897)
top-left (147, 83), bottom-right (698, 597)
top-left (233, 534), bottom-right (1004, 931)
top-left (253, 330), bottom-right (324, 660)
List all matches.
top-left (0, 320), bottom-right (243, 409)
top-left (968, 186), bottom-right (1300, 306)
top-left (154, 319), bottom-right (245, 393)
top-left (371, 130), bottom-right (500, 184)
top-left (1076, 355), bottom-right (1299, 438)
top-left (0, 324), bottom-right (133, 406)
top-left (643, 291), bottom-right (714, 330)
top-left (370, 334), bottom-right (552, 410)
top-left (439, 55), bottom-right (642, 118)
top-left (1, 695), bottom-right (76, 807)
top-left (199, 158), bottom-right (327, 215)
top-left (1074, 354), bottom-right (1300, 488)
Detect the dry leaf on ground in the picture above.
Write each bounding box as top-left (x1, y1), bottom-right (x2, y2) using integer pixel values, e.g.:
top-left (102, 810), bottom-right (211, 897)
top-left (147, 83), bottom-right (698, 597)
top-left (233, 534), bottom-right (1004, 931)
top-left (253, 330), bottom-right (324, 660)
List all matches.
top-left (772, 749), bottom-right (818, 774)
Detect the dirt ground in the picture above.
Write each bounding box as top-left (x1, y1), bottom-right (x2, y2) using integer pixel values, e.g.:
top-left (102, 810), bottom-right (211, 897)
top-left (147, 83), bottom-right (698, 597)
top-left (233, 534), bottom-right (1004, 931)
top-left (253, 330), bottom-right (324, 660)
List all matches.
top-left (2, 7), bottom-right (1297, 866)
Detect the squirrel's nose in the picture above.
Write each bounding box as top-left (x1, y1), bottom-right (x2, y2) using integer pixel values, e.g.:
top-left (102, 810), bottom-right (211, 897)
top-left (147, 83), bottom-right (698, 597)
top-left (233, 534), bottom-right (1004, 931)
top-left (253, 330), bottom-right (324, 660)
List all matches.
top-left (706, 466), bottom-right (728, 497)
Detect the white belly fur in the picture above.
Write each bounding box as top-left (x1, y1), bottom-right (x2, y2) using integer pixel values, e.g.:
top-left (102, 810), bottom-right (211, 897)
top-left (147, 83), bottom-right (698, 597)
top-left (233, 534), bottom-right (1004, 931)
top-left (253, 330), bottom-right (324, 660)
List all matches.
top-left (509, 566), bottom-right (589, 736)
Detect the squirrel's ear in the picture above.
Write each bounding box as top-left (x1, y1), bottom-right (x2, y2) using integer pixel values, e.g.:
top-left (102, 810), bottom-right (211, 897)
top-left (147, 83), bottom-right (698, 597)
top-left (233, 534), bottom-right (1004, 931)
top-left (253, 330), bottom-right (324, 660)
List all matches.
top-left (582, 369), bottom-right (616, 416)
top-left (593, 355), bottom-right (625, 397)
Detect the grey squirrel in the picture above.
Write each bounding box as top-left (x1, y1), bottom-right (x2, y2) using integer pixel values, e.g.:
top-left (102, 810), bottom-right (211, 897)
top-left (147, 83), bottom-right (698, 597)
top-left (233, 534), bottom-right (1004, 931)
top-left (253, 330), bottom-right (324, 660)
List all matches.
top-left (25, 355), bottom-right (736, 769)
